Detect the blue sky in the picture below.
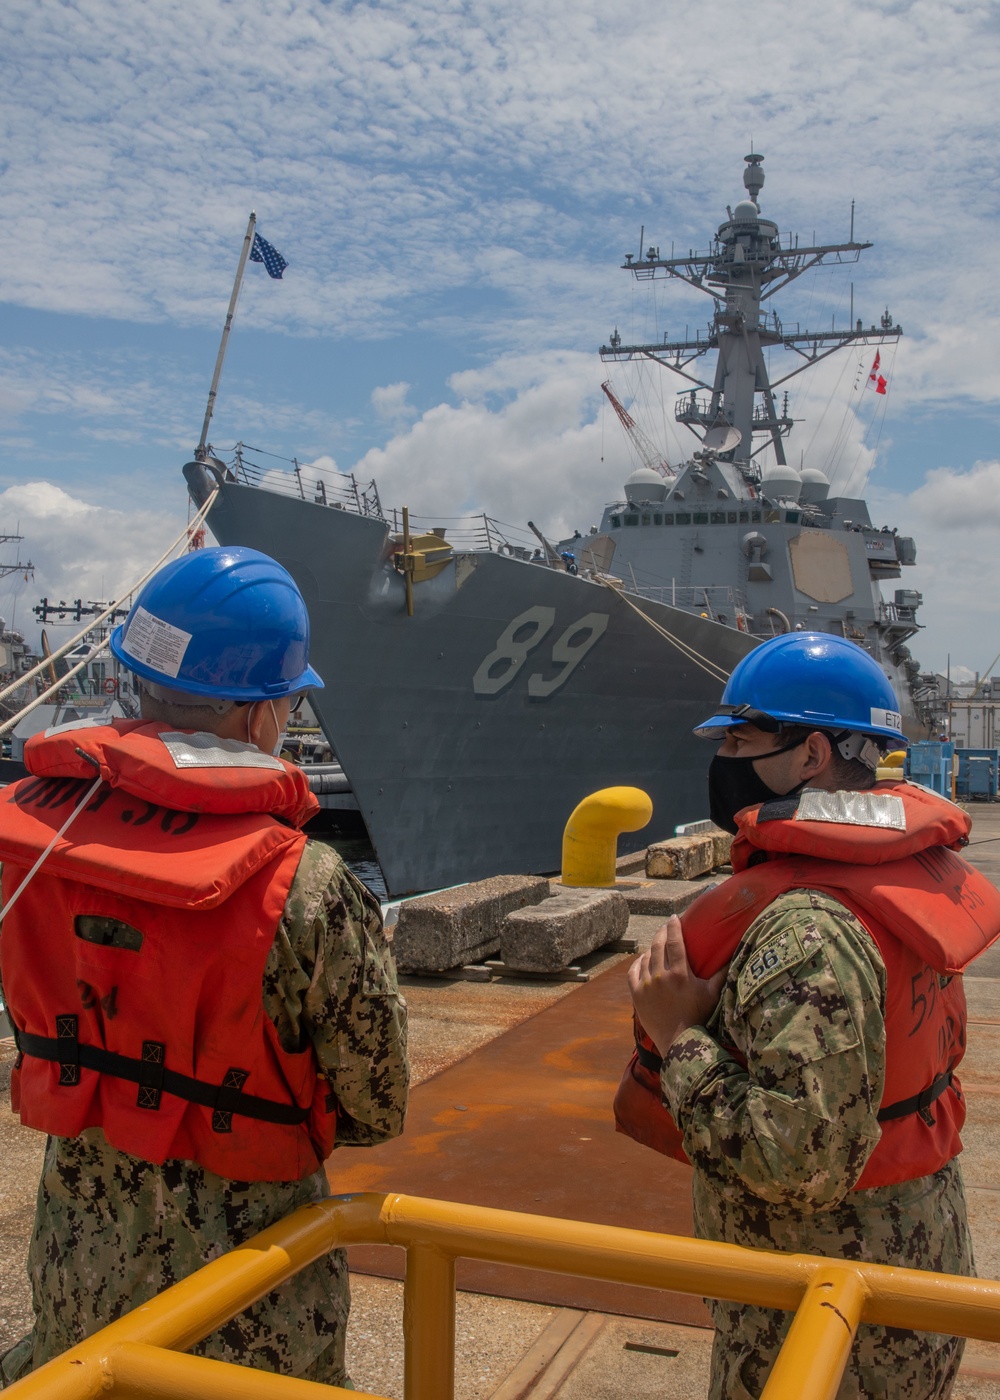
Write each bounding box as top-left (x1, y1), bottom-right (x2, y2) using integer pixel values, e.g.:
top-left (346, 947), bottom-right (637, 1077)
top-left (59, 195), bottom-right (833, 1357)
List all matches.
top-left (1, 0), bottom-right (998, 677)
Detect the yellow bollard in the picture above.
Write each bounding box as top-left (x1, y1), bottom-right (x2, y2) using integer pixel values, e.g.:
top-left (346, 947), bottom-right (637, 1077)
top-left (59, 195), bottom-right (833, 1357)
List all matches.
top-left (560, 786), bottom-right (653, 888)
top-left (876, 749), bottom-right (907, 783)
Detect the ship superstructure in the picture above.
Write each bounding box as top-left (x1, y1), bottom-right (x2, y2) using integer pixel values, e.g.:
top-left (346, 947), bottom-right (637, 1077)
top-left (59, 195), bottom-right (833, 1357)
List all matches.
top-left (574, 153), bottom-right (931, 720)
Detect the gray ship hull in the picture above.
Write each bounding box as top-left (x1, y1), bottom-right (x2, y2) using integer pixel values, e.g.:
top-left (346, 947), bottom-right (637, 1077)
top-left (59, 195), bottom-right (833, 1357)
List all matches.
top-left (186, 466), bottom-right (755, 894)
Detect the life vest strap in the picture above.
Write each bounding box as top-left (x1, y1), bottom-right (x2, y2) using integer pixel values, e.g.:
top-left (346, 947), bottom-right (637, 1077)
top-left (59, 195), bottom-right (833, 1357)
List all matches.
top-left (877, 1069), bottom-right (953, 1126)
top-left (633, 1029), bottom-right (954, 1129)
top-left (12, 1025), bottom-right (309, 1128)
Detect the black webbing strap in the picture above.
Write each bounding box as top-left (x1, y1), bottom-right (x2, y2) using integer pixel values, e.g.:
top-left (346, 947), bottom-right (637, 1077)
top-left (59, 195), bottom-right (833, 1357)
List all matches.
top-left (15, 1028), bottom-right (309, 1128)
top-left (877, 1069), bottom-right (954, 1126)
top-left (634, 1028), bottom-right (955, 1128)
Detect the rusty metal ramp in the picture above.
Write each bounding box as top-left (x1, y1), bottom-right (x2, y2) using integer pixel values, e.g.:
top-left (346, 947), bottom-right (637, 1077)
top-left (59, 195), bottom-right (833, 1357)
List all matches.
top-left (330, 957), bottom-right (709, 1326)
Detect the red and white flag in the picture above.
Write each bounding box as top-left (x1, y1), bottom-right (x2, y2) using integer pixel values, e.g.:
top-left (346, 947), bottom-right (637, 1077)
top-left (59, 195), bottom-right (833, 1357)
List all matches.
top-left (866, 350), bottom-right (887, 394)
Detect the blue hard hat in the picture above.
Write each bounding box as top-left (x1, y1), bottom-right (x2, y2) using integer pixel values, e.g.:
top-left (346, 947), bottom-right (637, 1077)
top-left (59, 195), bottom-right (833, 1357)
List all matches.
top-left (109, 547), bottom-right (324, 701)
top-left (693, 632), bottom-right (905, 745)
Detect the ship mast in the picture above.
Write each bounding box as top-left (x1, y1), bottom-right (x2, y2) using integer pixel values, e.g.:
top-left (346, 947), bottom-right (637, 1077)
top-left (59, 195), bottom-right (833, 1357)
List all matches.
top-left (0, 533), bottom-right (33, 582)
top-left (600, 153), bottom-right (902, 481)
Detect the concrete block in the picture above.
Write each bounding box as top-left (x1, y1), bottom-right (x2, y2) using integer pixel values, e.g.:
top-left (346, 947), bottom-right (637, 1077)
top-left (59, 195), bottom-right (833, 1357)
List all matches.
top-left (500, 888), bottom-right (630, 972)
top-left (646, 834), bottom-right (716, 881)
top-left (621, 880), bottom-right (709, 917)
top-left (711, 828), bottom-right (733, 867)
top-left (394, 875), bottom-right (550, 973)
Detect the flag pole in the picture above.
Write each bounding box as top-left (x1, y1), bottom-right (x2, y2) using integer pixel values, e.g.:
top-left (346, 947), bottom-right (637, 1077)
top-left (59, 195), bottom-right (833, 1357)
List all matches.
top-left (196, 212), bottom-right (256, 460)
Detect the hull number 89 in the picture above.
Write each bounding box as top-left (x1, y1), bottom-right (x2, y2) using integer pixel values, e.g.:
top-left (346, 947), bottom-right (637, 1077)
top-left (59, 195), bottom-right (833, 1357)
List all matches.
top-left (473, 607), bottom-right (609, 698)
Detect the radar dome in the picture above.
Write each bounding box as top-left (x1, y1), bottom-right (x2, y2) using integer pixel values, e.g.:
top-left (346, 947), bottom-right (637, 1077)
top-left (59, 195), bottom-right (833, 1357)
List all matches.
top-left (732, 200), bottom-right (759, 222)
top-left (799, 467), bottom-right (831, 503)
top-left (624, 466), bottom-right (668, 503)
top-left (759, 462), bottom-right (803, 504)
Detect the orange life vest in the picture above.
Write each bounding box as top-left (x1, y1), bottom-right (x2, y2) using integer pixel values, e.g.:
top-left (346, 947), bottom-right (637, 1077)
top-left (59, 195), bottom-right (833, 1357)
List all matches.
top-left (615, 781), bottom-right (1000, 1190)
top-left (0, 720), bottom-right (338, 1183)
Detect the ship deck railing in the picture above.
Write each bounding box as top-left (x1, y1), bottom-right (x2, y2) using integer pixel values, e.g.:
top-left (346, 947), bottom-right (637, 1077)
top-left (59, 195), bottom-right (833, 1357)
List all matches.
top-left (230, 444), bottom-right (387, 520)
top-left (223, 446), bottom-right (549, 557)
top-left (7, 1190), bottom-right (1000, 1400)
top-left (632, 583), bottom-right (746, 618)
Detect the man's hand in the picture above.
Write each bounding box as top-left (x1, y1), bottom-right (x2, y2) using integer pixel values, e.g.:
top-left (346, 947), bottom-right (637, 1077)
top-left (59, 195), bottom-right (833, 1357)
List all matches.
top-left (627, 916), bottom-right (727, 1057)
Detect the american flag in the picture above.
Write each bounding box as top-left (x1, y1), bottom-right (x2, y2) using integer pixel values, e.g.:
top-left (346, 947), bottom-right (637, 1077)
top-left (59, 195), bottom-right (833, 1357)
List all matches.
top-left (250, 232), bottom-right (288, 279)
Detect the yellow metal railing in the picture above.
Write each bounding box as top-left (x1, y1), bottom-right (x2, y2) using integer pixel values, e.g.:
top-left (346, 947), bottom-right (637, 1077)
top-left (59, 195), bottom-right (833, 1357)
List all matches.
top-left (7, 1191), bottom-right (1000, 1400)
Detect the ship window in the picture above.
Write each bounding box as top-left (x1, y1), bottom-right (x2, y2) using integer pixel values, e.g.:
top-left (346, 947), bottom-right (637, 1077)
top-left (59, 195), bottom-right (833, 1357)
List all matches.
top-left (727, 512), bottom-right (738, 524)
top-left (641, 514), bottom-right (651, 526)
top-left (653, 513), bottom-right (662, 525)
top-left (675, 512), bottom-right (691, 524)
top-left (710, 511), bottom-right (726, 524)
top-left (610, 515), bottom-right (621, 528)
top-left (693, 512), bottom-right (709, 524)
top-left (663, 514), bottom-right (674, 525)
top-left (739, 511), bottom-right (750, 523)
top-left (751, 510), bottom-right (762, 522)
top-left (785, 510), bottom-right (800, 524)
top-left (624, 514), bottom-right (639, 527)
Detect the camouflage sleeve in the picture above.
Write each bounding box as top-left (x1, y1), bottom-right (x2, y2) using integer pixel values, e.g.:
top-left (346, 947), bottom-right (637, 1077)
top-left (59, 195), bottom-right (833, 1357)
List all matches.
top-left (262, 840), bottom-right (409, 1147)
top-left (661, 890), bottom-right (887, 1210)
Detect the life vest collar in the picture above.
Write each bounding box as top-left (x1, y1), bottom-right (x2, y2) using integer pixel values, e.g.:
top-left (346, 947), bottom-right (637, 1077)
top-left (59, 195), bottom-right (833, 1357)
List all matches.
top-left (23, 719), bottom-right (319, 828)
top-left (732, 779), bottom-right (970, 871)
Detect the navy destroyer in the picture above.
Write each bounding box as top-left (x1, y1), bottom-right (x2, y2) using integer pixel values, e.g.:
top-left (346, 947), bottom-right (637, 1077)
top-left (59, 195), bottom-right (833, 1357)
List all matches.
top-left (184, 155), bottom-right (931, 895)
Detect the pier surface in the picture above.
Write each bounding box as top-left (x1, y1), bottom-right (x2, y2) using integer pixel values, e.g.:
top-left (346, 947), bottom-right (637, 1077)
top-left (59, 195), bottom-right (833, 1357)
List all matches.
top-left (3, 804), bottom-right (1000, 1396)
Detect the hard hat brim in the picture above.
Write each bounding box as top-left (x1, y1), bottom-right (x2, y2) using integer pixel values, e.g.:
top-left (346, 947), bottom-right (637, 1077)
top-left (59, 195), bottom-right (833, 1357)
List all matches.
top-left (110, 624), bottom-right (325, 701)
top-left (692, 713), bottom-right (748, 739)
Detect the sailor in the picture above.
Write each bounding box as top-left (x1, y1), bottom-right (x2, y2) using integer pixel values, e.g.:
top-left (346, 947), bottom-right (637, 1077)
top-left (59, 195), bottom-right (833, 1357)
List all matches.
top-left (623, 632), bottom-right (1000, 1400)
top-left (0, 546), bottom-right (409, 1388)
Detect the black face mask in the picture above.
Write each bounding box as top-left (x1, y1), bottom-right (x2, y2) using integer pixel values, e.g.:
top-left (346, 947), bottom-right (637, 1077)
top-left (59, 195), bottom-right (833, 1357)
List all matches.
top-left (708, 738), bottom-right (808, 834)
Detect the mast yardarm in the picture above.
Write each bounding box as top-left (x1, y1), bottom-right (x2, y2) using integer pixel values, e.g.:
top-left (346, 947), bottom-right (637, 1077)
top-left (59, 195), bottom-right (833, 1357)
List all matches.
top-left (601, 153), bottom-right (902, 481)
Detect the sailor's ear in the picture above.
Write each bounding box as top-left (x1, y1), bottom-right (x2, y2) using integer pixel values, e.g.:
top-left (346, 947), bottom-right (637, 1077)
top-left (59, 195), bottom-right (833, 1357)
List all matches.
top-left (800, 730), bottom-right (835, 779)
top-left (244, 700), bottom-right (270, 749)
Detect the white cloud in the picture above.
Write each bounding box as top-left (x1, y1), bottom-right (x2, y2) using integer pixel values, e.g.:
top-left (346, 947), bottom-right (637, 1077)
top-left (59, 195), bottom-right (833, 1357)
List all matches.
top-left (371, 382), bottom-right (416, 422)
top-left (867, 459), bottom-right (1000, 676)
top-left (1, 0), bottom-right (998, 403)
top-left (353, 352), bottom-right (629, 538)
top-left (0, 481), bottom-right (188, 649)
top-left (1, 481), bottom-right (95, 521)
top-left (907, 458), bottom-right (1000, 532)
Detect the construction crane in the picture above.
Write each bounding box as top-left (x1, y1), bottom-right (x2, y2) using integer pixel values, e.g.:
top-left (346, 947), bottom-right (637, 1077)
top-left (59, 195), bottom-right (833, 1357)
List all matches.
top-left (600, 380), bottom-right (674, 478)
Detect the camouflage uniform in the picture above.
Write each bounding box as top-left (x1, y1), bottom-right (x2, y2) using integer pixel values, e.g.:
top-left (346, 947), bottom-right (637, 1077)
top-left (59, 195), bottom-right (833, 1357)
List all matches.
top-left (0, 841), bottom-right (408, 1389)
top-left (661, 889), bottom-right (973, 1400)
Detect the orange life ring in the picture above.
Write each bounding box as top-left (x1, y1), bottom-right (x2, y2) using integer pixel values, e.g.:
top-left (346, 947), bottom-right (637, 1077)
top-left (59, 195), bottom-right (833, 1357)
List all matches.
top-left (103, 678), bottom-right (117, 694)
